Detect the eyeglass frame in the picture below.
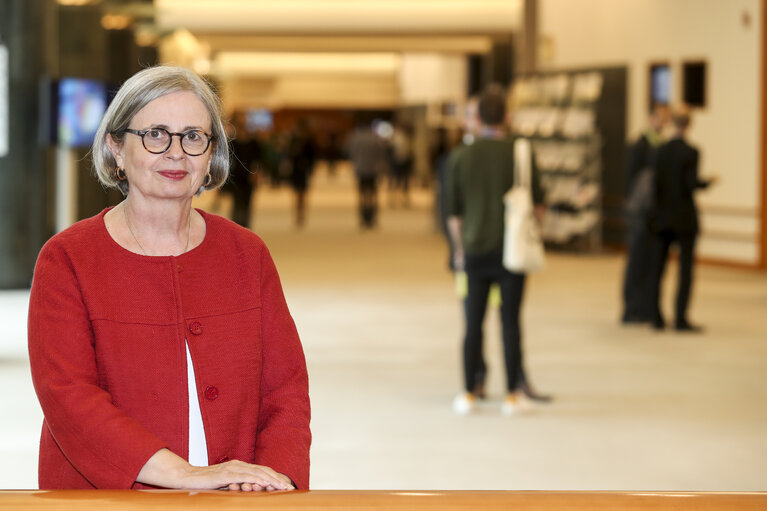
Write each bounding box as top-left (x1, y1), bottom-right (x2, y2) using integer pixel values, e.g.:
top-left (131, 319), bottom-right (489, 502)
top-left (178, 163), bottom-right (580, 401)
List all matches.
top-left (120, 127), bottom-right (215, 156)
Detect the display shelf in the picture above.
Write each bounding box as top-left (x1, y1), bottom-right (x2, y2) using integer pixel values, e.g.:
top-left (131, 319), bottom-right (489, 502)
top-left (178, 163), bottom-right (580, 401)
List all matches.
top-left (510, 67), bottom-right (627, 251)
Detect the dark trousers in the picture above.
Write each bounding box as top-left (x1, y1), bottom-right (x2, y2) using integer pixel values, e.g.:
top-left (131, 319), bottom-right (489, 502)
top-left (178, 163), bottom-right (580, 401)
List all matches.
top-left (358, 176), bottom-right (378, 228)
top-left (649, 230), bottom-right (696, 326)
top-left (463, 250), bottom-right (526, 393)
top-left (622, 216), bottom-right (652, 321)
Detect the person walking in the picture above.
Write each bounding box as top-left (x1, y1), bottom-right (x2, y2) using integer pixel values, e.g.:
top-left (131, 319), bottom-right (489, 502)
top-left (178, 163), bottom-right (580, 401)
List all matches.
top-left (287, 119), bottom-right (316, 228)
top-left (389, 122), bottom-right (414, 208)
top-left (347, 118), bottom-right (388, 229)
top-left (621, 105), bottom-right (667, 324)
top-left (228, 111), bottom-right (257, 228)
top-left (445, 86), bottom-right (545, 416)
top-left (648, 106), bottom-right (716, 332)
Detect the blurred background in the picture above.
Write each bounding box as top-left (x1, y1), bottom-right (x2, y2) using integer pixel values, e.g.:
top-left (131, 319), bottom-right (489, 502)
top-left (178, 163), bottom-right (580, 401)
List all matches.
top-left (0, 0), bottom-right (765, 491)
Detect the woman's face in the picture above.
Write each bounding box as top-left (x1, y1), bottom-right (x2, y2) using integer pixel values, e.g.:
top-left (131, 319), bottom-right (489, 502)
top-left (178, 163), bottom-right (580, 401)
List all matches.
top-left (108, 91), bottom-right (213, 202)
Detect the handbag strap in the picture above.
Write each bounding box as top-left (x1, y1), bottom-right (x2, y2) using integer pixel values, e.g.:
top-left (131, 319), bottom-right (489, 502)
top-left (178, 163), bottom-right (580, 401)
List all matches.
top-left (513, 138), bottom-right (532, 189)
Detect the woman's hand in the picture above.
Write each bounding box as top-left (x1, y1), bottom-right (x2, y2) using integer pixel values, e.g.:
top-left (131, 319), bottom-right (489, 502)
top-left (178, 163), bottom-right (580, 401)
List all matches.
top-left (184, 459), bottom-right (295, 491)
top-left (136, 448), bottom-right (295, 491)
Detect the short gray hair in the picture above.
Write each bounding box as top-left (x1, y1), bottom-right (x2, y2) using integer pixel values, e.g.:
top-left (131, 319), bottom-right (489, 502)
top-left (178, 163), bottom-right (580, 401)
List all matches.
top-left (92, 65), bottom-right (229, 195)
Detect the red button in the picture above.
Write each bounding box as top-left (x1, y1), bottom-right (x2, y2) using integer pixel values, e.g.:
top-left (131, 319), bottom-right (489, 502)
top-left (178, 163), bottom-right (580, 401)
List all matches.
top-left (216, 455), bottom-right (230, 464)
top-left (204, 386), bottom-right (219, 400)
top-left (189, 321), bottom-right (203, 335)
top-left (177, 264), bottom-right (183, 272)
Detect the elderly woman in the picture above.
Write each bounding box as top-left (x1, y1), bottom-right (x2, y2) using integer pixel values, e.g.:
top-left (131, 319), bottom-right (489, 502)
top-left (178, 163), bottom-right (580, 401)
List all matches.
top-left (27, 66), bottom-right (311, 491)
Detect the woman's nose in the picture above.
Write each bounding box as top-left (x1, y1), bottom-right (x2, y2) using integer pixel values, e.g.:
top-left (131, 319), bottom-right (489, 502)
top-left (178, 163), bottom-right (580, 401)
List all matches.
top-left (165, 134), bottom-right (186, 157)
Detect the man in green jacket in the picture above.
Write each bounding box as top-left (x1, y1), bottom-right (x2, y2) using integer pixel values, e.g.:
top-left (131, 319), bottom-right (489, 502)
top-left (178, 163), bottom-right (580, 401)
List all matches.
top-left (446, 85), bottom-right (545, 416)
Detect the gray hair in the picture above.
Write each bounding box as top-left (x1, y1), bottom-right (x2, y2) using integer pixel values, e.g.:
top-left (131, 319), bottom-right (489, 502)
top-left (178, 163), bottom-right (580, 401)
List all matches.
top-left (92, 65), bottom-right (229, 195)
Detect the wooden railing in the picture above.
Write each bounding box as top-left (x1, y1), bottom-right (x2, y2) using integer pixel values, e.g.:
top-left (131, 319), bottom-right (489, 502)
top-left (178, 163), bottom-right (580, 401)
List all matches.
top-left (0, 490), bottom-right (766, 510)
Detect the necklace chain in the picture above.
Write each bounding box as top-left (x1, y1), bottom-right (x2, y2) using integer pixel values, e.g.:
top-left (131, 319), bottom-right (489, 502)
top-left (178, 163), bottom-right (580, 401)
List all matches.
top-left (122, 203), bottom-right (191, 256)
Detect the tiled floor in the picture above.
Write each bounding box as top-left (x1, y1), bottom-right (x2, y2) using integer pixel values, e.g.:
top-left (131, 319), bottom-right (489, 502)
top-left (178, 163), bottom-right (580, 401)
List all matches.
top-left (2, 164), bottom-right (766, 490)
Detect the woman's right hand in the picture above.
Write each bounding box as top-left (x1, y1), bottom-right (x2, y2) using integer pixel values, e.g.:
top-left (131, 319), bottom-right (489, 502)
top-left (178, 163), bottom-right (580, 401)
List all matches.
top-left (136, 448), bottom-right (295, 491)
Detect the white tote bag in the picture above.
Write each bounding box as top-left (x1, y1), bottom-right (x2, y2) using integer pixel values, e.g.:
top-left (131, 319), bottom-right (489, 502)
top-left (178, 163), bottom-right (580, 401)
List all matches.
top-left (502, 138), bottom-right (546, 273)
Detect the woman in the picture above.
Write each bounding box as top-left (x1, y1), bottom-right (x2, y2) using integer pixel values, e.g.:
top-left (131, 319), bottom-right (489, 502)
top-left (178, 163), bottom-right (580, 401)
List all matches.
top-left (27, 66), bottom-right (311, 490)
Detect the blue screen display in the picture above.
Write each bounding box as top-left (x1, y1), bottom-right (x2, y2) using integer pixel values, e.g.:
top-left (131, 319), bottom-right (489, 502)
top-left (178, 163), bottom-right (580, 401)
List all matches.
top-left (57, 78), bottom-right (107, 148)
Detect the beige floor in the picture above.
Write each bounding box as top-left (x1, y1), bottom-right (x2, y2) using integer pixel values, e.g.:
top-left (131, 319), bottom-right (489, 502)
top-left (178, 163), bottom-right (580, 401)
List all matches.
top-left (1, 163), bottom-right (766, 490)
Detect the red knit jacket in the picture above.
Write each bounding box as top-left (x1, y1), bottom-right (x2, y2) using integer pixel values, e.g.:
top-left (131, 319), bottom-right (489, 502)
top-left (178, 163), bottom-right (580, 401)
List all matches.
top-left (28, 209), bottom-right (311, 490)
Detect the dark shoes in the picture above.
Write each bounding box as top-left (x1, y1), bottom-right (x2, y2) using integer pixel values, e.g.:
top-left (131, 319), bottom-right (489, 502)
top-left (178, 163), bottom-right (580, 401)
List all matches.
top-left (520, 381), bottom-right (553, 403)
top-left (471, 381), bottom-right (553, 403)
top-left (675, 321), bottom-right (704, 333)
top-left (653, 317), bottom-right (704, 333)
top-left (621, 312), bottom-right (652, 325)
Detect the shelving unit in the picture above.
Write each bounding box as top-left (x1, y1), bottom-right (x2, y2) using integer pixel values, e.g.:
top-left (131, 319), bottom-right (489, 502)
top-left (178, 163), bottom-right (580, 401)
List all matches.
top-left (510, 67), bottom-right (627, 251)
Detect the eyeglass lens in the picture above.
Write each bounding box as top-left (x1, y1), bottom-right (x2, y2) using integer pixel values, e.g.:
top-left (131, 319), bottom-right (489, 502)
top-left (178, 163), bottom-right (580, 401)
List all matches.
top-left (142, 128), bottom-right (210, 155)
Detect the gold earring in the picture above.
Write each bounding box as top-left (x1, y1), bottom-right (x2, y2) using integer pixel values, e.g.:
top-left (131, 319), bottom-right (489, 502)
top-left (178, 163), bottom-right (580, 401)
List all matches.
top-left (116, 168), bottom-right (127, 181)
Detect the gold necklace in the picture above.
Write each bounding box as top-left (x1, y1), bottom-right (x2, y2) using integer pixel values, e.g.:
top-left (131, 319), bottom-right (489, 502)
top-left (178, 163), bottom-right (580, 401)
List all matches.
top-left (122, 203), bottom-right (191, 256)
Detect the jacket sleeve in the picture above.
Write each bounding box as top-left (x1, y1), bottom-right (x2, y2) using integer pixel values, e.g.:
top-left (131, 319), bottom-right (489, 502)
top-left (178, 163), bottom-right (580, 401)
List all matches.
top-left (28, 239), bottom-right (167, 488)
top-left (685, 147), bottom-right (709, 190)
top-left (254, 246), bottom-right (311, 490)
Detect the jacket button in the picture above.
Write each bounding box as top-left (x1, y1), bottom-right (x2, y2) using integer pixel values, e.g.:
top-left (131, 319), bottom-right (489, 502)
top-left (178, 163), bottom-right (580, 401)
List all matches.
top-left (216, 455), bottom-right (230, 464)
top-left (189, 321), bottom-right (203, 335)
top-left (204, 386), bottom-right (219, 400)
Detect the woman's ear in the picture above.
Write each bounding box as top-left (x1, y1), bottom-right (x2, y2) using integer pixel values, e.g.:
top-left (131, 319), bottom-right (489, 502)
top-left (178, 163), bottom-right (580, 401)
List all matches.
top-left (106, 133), bottom-right (124, 169)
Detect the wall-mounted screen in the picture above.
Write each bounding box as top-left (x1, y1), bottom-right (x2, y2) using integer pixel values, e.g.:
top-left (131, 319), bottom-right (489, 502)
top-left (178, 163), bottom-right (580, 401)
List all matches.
top-left (649, 63), bottom-right (671, 107)
top-left (57, 78), bottom-right (108, 148)
top-left (246, 108), bottom-right (273, 132)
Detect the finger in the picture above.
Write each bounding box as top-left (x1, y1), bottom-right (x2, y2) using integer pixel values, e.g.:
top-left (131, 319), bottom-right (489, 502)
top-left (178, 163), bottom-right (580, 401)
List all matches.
top-left (217, 462), bottom-right (290, 490)
top-left (229, 470), bottom-right (273, 489)
top-left (265, 472), bottom-right (293, 490)
top-left (228, 483), bottom-right (241, 491)
top-left (248, 467), bottom-right (291, 489)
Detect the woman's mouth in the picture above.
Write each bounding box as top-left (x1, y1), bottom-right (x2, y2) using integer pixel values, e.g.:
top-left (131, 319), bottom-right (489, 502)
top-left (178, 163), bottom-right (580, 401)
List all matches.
top-left (158, 170), bottom-right (189, 181)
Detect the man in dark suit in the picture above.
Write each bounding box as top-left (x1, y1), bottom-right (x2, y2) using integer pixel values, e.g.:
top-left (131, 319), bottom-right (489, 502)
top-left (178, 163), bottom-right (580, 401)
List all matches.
top-left (621, 105), bottom-right (666, 324)
top-left (648, 107), bottom-right (715, 332)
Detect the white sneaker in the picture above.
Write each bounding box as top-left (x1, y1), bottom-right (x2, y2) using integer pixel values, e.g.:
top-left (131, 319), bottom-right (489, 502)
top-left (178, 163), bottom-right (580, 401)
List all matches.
top-left (502, 390), bottom-right (537, 416)
top-left (515, 391), bottom-right (537, 412)
top-left (501, 393), bottom-right (521, 417)
top-left (452, 392), bottom-right (476, 415)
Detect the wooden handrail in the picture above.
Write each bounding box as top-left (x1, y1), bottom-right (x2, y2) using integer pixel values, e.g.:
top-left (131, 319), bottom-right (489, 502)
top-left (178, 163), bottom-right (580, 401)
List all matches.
top-left (0, 490), bottom-right (765, 510)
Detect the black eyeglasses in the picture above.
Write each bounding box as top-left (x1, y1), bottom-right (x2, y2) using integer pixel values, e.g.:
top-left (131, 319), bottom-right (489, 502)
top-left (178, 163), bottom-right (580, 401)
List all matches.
top-left (122, 127), bottom-right (213, 156)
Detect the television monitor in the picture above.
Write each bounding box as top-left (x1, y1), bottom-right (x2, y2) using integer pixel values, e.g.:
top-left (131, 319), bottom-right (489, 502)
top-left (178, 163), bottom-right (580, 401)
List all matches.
top-left (56, 78), bottom-right (108, 148)
top-left (649, 64), bottom-right (671, 107)
top-left (245, 108), bottom-right (273, 132)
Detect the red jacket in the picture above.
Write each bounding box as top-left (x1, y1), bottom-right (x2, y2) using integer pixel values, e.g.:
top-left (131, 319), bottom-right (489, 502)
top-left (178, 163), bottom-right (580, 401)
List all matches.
top-left (28, 209), bottom-right (311, 489)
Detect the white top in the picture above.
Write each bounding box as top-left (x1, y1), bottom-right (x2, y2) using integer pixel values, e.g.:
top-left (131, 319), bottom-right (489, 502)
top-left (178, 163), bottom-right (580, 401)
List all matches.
top-left (186, 342), bottom-right (209, 466)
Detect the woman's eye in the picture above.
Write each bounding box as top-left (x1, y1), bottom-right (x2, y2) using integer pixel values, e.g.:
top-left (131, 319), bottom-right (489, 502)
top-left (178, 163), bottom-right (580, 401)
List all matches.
top-left (147, 129), bottom-right (164, 139)
top-left (185, 131), bottom-right (201, 142)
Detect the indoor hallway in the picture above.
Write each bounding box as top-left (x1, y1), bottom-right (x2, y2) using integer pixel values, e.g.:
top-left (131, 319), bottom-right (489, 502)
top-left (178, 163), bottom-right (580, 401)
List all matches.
top-left (1, 163), bottom-right (766, 491)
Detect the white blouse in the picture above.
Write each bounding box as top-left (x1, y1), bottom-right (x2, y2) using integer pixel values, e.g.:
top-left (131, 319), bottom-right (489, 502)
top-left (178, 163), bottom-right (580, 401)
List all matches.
top-left (186, 342), bottom-right (209, 466)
